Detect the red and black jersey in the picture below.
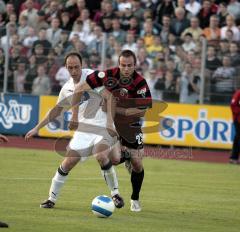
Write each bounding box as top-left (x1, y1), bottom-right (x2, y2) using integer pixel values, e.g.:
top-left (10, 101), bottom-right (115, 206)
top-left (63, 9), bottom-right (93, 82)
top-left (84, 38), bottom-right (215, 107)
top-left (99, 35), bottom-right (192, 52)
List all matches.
top-left (86, 67), bottom-right (152, 142)
top-left (231, 90), bottom-right (240, 122)
top-left (86, 67), bottom-right (152, 111)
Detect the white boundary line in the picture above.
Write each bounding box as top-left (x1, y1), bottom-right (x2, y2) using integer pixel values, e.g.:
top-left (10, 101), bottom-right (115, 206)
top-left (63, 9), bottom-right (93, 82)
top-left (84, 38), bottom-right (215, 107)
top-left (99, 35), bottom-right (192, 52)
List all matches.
top-left (0, 177), bottom-right (128, 181)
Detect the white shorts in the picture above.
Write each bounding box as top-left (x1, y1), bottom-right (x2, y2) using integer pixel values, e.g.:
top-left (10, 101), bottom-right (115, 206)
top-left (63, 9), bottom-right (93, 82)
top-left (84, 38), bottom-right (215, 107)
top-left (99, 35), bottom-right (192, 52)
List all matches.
top-left (68, 130), bottom-right (116, 161)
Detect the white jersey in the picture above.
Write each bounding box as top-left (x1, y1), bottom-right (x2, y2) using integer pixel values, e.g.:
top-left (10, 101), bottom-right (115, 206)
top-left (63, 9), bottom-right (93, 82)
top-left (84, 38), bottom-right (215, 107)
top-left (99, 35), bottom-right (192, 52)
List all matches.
top-left (56, 68), bottom-right (107, 127)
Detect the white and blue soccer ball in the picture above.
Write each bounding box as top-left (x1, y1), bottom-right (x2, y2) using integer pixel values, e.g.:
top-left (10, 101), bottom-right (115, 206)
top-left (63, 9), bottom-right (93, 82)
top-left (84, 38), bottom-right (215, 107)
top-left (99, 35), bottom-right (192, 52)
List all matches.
top-left (91, 195), bottom-right (115, 218)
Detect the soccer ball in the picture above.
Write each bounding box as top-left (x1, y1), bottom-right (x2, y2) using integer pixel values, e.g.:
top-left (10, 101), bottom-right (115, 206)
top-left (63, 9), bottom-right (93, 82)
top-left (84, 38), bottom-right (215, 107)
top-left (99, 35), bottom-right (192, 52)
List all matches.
top-left (91, 195), bottom-right (115, 218)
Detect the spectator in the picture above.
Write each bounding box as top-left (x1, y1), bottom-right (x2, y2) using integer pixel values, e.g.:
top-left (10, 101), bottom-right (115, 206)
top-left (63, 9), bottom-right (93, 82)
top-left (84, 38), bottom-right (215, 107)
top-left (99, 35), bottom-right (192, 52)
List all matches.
top-left (118, 3), bottom-right (133, 31)
top-left (217, 2), bottom-right (229, 27)
top-left (46, 17), bottom-right (62, 47)
top-left (177, 62), bottom-right (200, 104)
top-left (19, 0), bottom-right (38, 28)
top-left (156, 0), bottom-right (175, 25)
top-left (46, 50), bottom-right (60, 94)
top-left (8, 12), bottom-right (17, 26)
top-left (0, 13), bottom-right (6, 37)
top-left (99, 1), bottom-right (116, 27)
top-left (101, 16), bottom-right (113, 33)
top-left (137, 47), bottom-right (153, 70)
top-left (55, 30), bottom-right (73, 55)
top-left (146, 35), bottom-right (163, 58)
top-left (166, 58), bottom-right (181, 80)
top-left (110, 18), bottom-right (126, 44)
top-left (128, 16), bottom-right (141, 37)
top-left (197, 0), bottom-right (215, 28)
top-left (206, 46), bottom-right (222, 71)
top-left (87, 25), bottom-right (106, 55)
top-left (23, 27), bottom-right (38, 51)
top-left (229, 41), bottom-right (240, 67)
top-left (17, 15), bottom-right (29, 42)
top-left (35, 10), bottom-right (49, 33)
top-left (185, 0), bottom-right (202, 17)
top-left (0, 23), bottom-right (17, 52)
top-left (181, 16), bottom-right (203, 41)
top-left (218, 39), bottom-right (230, 57)
top-left (24, 54), bottom-right (37, 93)
top-left (170, 7), bottom-right (190, 37)
top-left (182, 32), bottom-right (197, 52)
top-left (111, 41), bottom-right (122, 66)
top-left (13, 60), bottom-right (28, 93)
top-left (33, 43), bottom-right (46, 65)
top-left (32, 65), bottom-right (51, 95)
top-left (220, 15), bottom-right (240, 41)
top-left (60, 11), bottom-right (73, 32)
top-left (225, 28), bottom-right (235, 43)
top-left (145, 68), bottom-right (162, 100)
top-left (202, 14), bottom-right (221, 43)
top-left (4, 2), bottom-right (15, 23)
top-left (211, 56), bottom-right (236, 104)
top-left (227, 0), bottom-right (240, 21)
top-left (45, 0), bottom-right (61, 23)
top-left (0, 0), bottom-right (5, 14)
top-left (77, 8), bottom-right (91, 34)
top-left (32, 28), bottom-right (52, 56)
top-left (122, 32), bottom-right (137, 53)
top-left (132, 0), bottom-right (144, 21)
top-left (158, 15), bottom-right (170, 44)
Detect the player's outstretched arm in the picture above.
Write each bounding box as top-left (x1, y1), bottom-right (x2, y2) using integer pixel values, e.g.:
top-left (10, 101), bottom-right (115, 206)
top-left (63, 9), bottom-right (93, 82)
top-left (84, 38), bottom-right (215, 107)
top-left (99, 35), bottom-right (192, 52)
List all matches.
top-left (25, 105), bottom-right (63, 141)
top-left (69, 82), bottom-right (91, 130)
top-left (101, 89), bottom-right (118, 137)
top-left (0, 134), bottom-right (8, 143)
top-left (116, 107), bottom-right (146, 117)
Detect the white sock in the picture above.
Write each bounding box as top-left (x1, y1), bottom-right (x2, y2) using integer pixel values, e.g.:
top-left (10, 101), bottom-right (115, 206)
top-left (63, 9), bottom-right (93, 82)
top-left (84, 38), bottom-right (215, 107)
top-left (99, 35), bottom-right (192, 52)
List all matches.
top-left (48, 169), bottom-right (68, 203)
top-left (101, 166), bottom-right (119, 196)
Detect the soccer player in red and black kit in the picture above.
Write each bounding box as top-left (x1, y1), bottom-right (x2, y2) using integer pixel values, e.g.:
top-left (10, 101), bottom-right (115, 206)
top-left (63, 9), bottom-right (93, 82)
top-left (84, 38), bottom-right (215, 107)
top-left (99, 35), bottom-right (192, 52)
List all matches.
top-left (70, 50), bottom-right (152, 211)
top-left (229, 90), bottom-right (240, 164)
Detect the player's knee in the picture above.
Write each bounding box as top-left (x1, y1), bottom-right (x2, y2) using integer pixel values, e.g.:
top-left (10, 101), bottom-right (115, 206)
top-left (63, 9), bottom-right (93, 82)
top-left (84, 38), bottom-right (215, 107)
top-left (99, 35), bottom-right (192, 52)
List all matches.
top-left (131, 160), bottom-right (143, 173)
top-left (95, 152), bottom-right (108, 165)
top-left (111, 156), bottom-right (121, 165)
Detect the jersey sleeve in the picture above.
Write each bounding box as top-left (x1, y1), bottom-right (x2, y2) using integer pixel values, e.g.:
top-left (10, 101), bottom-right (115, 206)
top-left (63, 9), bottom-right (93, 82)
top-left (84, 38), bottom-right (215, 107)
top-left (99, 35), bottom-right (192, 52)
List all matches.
top-left (86, 70), bottom-right (105, 89)
top-left (56, 87), bottom-right (70, 108)
top-left (135, 79), bottom-right (152, 109)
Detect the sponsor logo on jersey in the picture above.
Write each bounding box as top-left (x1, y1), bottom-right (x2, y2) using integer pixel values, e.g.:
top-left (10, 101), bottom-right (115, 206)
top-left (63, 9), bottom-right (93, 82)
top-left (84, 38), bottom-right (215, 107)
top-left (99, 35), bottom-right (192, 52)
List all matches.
top-left (120, 88), bottom-right (128, 97)
top-left (98, 71), bottom-right (105, 79)
top-left (137, 88), bottom-right (146, 97)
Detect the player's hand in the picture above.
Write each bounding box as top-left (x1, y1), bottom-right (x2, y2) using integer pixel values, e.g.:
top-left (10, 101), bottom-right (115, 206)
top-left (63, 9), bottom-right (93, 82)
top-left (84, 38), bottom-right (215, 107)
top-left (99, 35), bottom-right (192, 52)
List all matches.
top-left (107, 123), bottom-right (118, 137)
top-left (25, 128), bottom-right (38, 141)
top-left (0, 134), bottom-right (8, 143)
top-left (68, 119), bottom-right (79, 131)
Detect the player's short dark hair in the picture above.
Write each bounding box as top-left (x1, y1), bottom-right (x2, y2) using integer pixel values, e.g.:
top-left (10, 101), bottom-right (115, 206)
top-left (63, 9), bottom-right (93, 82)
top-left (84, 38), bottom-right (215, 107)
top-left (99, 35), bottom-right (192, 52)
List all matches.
top-left (118, 49), bottom-right (137, 65)
top-left (64, 52), bottom-right (82, 65)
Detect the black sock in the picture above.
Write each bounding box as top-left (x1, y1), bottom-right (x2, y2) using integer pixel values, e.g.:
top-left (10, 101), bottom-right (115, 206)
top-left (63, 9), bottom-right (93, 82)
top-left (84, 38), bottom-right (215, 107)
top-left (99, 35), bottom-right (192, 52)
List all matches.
top-left (58, 165), bottom-right (69, 176)
top-left (131, 169), bottom-right (144, 200)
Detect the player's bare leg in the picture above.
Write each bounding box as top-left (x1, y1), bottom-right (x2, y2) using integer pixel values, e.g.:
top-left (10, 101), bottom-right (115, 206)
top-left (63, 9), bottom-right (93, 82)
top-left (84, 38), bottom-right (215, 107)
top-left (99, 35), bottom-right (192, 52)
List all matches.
top-left (93, 143), bottom-right (124, 208)
top-left (40, 150), bottom-right (81, 208)
top-left (109, 140), bottom-right (121, 165)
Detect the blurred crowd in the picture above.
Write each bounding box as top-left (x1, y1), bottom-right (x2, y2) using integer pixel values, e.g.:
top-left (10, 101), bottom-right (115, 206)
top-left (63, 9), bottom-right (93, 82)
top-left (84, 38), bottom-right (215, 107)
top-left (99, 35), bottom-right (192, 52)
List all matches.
top-left (0, 0), bottom-right (240, 105)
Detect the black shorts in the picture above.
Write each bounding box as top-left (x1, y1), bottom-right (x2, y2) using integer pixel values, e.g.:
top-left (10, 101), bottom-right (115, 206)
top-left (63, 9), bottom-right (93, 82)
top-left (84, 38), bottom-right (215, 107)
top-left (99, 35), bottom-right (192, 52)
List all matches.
top-left (119, 131), bottom-right (144, 149)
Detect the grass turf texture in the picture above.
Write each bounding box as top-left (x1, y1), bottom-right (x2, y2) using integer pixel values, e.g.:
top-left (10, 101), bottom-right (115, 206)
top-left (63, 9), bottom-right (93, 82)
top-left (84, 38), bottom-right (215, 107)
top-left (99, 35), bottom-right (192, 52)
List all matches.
top-left (0, 148), bottom-right (239, 232)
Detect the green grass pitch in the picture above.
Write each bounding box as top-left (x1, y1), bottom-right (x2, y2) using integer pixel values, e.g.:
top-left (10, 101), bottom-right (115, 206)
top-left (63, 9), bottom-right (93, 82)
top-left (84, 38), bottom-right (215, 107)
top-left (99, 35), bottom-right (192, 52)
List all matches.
top-left (0, 148), bottom-right (240, 232)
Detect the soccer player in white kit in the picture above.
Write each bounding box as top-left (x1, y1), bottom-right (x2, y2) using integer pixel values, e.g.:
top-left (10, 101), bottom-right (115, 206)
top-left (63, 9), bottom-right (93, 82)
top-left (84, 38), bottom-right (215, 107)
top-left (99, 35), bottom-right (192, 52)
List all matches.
top-left (25, 52), bottom-right (124, 209)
